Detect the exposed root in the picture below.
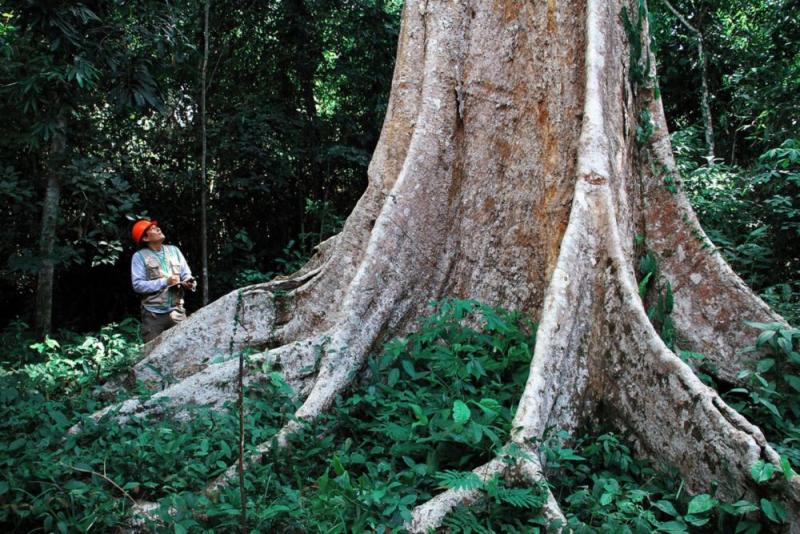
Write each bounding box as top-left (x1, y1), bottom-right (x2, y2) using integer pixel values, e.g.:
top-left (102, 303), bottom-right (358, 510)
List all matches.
top-left (407, 457), bottom-right (508, 533)
top-left (640, 43), bottom-right (784, 384)
top-left (515, 453), bottom-right (567, 528)
top-left (406, 178), bottom-right (608, 533)
top-left (406, 450), bottom-right (566, 533)
top-left (601, 213), bottom-right (800, 518)
top-left (71, 336), bottom-right (324, 435)
top-left (511, 180), bottom-right (602, 443)
top-left (269, 234), bottom-right (340, 287)
top-left (206, 419), bottom-right (303, 496)
top-left (203, 1), bottom-right (472, 501)
top-left (126, 500), bottom-right (162, 532)
top-left (204, 327), bottom-right (395, 496)
top-left (124, 287), bottom-right (277, 392)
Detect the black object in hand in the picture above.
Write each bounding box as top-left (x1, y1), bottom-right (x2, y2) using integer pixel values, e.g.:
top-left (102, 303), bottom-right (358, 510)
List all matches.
top-left (183, 277), bottom-right (197, 292)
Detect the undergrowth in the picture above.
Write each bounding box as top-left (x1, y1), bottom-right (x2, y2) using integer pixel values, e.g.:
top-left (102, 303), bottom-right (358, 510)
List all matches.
top-left (1, 299), bottom-right (798, 532)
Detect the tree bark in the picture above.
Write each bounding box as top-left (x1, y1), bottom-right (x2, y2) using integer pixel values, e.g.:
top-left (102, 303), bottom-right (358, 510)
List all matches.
top-left (34, 120), bottom-right (66, 338)
top-left (88, 0), bottom-right (797, 527)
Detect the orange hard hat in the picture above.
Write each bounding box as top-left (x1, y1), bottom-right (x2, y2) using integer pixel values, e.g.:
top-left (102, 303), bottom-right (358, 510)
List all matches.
top-left (131, 219), bottom-right (158, 244)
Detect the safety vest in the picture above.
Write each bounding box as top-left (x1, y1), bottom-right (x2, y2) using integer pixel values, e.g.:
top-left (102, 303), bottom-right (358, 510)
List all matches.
top-left (137, 245), bottom-right (184, 313)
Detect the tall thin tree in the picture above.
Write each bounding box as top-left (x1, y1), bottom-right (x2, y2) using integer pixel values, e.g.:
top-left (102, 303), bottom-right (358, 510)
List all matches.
top-left (200, 0), bottom-right (210, 305)
top-left (662, 0), bottom-right (715, 164)
top-left (34, 118), bottom-right (66, 337)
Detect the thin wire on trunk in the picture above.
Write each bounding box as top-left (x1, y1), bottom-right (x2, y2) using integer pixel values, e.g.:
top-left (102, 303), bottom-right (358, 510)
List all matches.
top-left (229, 289), bottom-right (247, 531)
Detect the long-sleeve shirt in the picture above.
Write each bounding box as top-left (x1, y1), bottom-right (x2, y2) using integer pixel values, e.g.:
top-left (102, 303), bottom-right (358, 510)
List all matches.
top-left (131, 245), bottom-right (192, 312)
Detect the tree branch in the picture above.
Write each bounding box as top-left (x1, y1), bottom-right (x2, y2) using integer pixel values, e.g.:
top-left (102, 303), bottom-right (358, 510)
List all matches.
top-left (61, 462), bottom-right (137, 506)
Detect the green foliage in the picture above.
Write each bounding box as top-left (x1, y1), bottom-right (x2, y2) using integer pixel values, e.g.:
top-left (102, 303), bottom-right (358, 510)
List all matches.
top-left (651, 0), bottom-right (800, 163)
top-left (539, 428), bottom-right (783, 533)
top-left (621, 0), bottom-right (653, 89)
top-left (0, 0), bottom-right (400, 332)
top-left (637, 246), bottom-right (676, 350)
top-left (3, 301), bottom-right (796, 532)
top-left (442, 476), bottom-right (549, 533)
top-left (724, 321), bottom-right (800, 472)
top-left (0, 299), bottom-right (538, 531)
top-left (677, 133), bottom-right (800, 323)
top-left (636, 108), bottom-right (655, 146)
top-left (0, 319), bottom-right (141, 397)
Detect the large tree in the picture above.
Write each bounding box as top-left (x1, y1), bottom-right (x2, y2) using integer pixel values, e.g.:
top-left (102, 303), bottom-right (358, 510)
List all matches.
top-left (89, 0), bottom-right (799, 528)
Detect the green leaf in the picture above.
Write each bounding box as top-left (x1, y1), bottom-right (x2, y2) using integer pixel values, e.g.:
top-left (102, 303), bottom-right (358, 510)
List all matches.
top-left (684, 514), bottom-right (710, 527)
top-left (756, 358), bottom-right (775, 373)
top-left (494, 487), bottom-right (542, 508)
top-left (751, 460), bottom-right (777, 483)
top-left (638, 272), bottom-right (653, 298)
top-left (332, 455), bottom-right (345, 476)
top-left (664, 282), bottom-right (673, 313)
top-left (721, 499), bottom-right (759, 516)
top-left (756, 397), bottom-right (781, 418)
top-left (435, 470), bottom-right (483, 490)
top-left (639, 251), bottom-right (658, 276)
top-left (760, 498), bottom-right (787, 523)
top-left (387, 368), bottom-right (400, 387)
top-left (780, 457), bottom-right (795, 481)
top-left (756, 330), bottom-right (776, 347)
top-left (401, 359), bottom-right (417, 379)
top-left (476, 397), bottom-right (501, 414)
top-left (658, 520), bottom-right (689, 532)
top-left (653, 499), bottom-right (679, 517)
top-left (687, 494), bottom-right (715, 515)
top-left (49, 409), bottom-right (69, 427)
top-left (784, 375), bottom-right (800, 393)
top-left (64, 479), bottom-right (88, 492)
top-left (220, 440), bottom-right (231, 458)
top-left (410, 403), bottom-right (428, 424)
top-left (744, 321), bottom-right (783, 331)
top-left (452, 400), bottom-right (471, 425)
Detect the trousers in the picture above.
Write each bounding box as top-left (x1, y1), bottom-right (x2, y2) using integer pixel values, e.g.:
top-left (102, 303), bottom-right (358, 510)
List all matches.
top-left (141, 307), bottom-right (186, 343)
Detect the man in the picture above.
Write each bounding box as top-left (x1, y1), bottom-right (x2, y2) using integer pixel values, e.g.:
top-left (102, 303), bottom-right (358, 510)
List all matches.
top-left (130, 219), bottom-right (197, 342)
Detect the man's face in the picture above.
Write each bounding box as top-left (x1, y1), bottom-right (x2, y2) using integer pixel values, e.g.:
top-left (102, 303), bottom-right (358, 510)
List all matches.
top-left (142, 224), bottom-right (165, 245)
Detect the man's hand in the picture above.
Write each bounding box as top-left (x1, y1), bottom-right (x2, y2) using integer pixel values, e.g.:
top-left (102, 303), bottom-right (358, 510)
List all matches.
top-left (167, 274), bottom-right (180, 286)
top-left (182, 278), bottom-right (197, 291)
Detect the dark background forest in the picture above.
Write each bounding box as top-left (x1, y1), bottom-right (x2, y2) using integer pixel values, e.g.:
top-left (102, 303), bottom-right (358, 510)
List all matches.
top-left (1, 0), bottom-right (798, 334)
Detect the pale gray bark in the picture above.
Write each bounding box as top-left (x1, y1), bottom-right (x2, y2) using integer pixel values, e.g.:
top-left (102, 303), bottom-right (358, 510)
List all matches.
top-left (90, 0), bottom-right (798, 529)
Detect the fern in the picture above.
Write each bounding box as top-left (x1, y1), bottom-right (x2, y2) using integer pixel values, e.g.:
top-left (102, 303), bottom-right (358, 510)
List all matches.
top-left (434, 469), bottom-right (484, 491)
top-left (491, 486), bottom-right (545, 509)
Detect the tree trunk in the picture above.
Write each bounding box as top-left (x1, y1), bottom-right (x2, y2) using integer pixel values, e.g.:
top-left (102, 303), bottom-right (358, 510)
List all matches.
top-left (89, 0), bottom-right (798, 527)
top-left (200, 0), bottom-right (210, 306)
top-left (662, 0), bottom-right (715, 164)
top-left (34, 121), bottom-right (66, 338)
